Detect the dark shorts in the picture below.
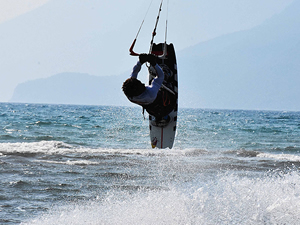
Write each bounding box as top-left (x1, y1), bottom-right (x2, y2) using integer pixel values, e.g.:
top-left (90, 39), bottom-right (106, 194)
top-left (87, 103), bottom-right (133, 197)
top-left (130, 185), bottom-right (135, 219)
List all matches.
top-left (144, 89), bottom-right (176, 118)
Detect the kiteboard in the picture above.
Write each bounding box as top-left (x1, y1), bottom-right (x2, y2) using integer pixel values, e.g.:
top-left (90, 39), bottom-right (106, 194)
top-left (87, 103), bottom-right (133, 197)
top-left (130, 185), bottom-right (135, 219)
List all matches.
top-left (128, 0), bottom-right (178, 148)
top-left (148, 43), bottom-right (178, 149)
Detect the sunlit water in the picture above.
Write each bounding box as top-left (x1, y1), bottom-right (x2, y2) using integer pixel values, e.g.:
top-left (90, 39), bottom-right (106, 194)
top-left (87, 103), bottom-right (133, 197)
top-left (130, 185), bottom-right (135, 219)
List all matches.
top-left (0, 103), bottom-right (299, 224)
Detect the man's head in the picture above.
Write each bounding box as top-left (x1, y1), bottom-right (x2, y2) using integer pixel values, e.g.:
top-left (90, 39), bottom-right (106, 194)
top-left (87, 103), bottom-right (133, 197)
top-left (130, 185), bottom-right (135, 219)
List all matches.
top-left (122, 77), bottom-right (146, 98)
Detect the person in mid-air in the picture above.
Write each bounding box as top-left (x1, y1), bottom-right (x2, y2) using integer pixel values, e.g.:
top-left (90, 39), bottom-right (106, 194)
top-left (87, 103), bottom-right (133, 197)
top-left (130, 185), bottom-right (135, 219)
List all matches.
top-left (123, 54), bottom-right (175, 124)
top-left (122, 54), bottom-right (164, 106)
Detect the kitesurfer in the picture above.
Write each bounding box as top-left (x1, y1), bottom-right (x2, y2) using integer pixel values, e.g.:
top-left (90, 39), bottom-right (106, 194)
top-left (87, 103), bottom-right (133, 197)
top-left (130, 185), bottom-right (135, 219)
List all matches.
top-left (122, 53), bottom-right (164, 106)
top-left (123, 54), bottom-right (174, 124)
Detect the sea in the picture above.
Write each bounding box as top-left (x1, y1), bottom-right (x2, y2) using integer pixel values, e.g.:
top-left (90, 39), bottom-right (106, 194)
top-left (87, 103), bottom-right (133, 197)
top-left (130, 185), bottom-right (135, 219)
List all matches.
top-left (0, 103), bottom-right (300, 225)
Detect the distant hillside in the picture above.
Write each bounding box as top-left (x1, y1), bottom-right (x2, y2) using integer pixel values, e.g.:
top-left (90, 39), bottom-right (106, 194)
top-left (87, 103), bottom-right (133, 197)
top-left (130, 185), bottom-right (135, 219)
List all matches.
top-left (9, 0), bottom-right (300, 111)
top-left (10, 72), bottom-right (131, 106)
top-left (178, 0), bottom-right (300, 111)
top-left (0, 0), bottom-right (143, 101)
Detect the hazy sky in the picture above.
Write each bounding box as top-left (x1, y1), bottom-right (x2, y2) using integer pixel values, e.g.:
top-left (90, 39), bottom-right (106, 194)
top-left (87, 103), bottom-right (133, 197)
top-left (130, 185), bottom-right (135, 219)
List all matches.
top-left (0, 0), bottom-right (293, 45)
top-left (0, 0), bottom-right (50, 24)
top-left (0, 0), bottom-right (295, 104)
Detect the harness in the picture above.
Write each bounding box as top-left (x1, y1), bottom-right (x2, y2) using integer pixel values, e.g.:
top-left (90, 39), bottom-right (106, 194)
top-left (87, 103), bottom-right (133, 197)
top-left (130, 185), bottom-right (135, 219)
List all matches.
top-left (142, 87), bottom-right (176, 119)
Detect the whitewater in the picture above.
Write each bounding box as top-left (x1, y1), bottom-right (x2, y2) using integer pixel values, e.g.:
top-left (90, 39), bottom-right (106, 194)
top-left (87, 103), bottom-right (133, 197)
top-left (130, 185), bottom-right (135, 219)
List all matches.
top-left (0, 103), bottom-right (300, 224)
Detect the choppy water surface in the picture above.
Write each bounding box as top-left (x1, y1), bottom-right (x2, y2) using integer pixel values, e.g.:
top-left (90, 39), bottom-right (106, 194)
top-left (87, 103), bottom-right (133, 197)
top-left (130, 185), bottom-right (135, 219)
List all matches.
top-left (0, 103), bottom-right (300, 224)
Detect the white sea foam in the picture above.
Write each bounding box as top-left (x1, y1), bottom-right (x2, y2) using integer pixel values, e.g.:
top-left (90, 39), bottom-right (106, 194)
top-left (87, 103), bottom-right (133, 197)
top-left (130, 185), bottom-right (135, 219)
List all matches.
top-left (0, 141), bottom-right (73, 155)
top-left (95, 148), bottom-right (207, 157)
top-left (22, 172), bottom-right (300, 225)
top-left (34, 159), bottom-right (99, 166)
top-left (0, 141), bottom-right (207, 157)
top-left (257, 152), bottom-right (300, 162)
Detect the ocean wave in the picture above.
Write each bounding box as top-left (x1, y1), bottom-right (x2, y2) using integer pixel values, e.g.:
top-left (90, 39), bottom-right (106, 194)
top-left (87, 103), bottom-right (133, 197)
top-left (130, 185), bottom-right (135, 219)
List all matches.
top-left (0, 141), bottom-right (73, 155)
top-left (21, 172), bottom-right (300, 225)
top-left (34, 121), bottom-right (53, 126)
top-left (257, 152), bottom-right (300, 162)
top-left (1, 141), bottom-right (299, 164)
top-left (0, 141), bottom-right (207, 157)
top-left (224, 149), bottom-right (260, 158)
top-left (0, 134), bottom-right (16, 140)
top-left (34, 159), bottom-right (99, 166)
top-left (84, 148), bottom-right (208, 157)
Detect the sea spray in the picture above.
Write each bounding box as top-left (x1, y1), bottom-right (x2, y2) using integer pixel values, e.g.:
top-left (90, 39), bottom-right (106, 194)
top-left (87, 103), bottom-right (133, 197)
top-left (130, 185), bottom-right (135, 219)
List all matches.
top-left (1, 104), bottom-right (299, 224)
top-left (22, 171), bottom-right (300, 225)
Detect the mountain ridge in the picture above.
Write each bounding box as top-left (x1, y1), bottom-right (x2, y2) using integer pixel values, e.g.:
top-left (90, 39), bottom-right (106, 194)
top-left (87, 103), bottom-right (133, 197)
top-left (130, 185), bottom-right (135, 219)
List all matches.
top-left (10, 0), bottom-right (300, 111)
top-left (178, 0), bottom-right (300, 110)
top-left (10, 72), bottom-right (130, 106)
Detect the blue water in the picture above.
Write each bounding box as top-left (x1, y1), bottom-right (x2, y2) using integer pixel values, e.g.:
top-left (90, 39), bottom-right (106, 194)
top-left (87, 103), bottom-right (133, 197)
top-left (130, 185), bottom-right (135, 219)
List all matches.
top-left (1, 103), bottom-right (300, 224)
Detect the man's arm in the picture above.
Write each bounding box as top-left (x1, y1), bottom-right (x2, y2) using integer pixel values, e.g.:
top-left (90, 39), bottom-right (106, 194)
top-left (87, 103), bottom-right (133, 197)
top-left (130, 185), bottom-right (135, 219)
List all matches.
top-left (130, 61), bottom-right (142, 79)
top-left (149, 64), bottom-right (164, 92)
top-left (130, 54), bottom-right (148, 79)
